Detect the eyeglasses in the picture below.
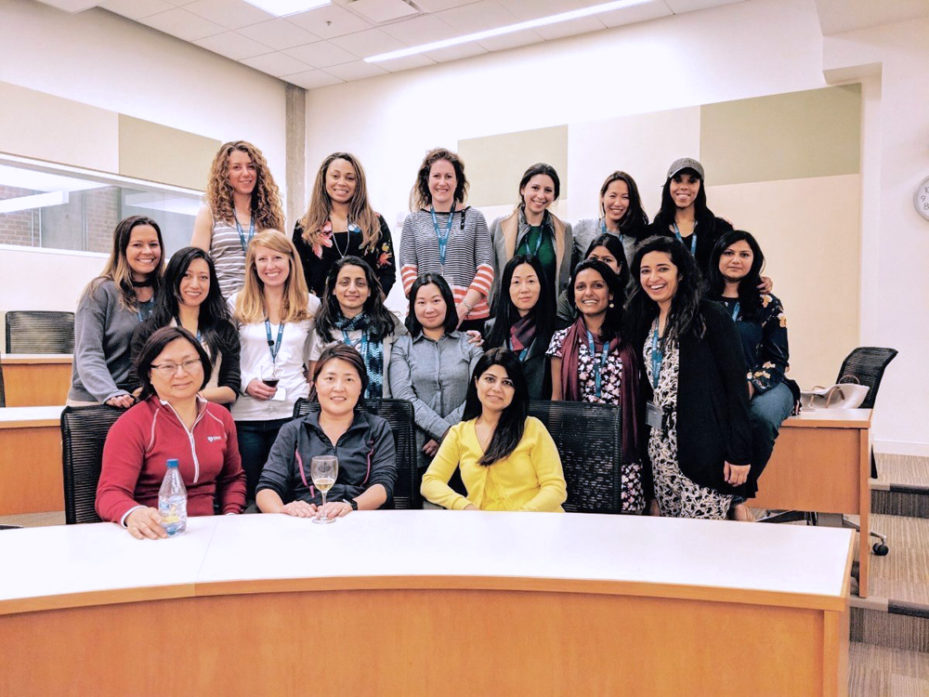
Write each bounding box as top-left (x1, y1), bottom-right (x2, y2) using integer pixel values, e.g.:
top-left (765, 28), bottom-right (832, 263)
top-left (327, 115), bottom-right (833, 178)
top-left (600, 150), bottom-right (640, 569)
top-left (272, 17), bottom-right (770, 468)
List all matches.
top-left (150, 358), bottom-right (203, 376)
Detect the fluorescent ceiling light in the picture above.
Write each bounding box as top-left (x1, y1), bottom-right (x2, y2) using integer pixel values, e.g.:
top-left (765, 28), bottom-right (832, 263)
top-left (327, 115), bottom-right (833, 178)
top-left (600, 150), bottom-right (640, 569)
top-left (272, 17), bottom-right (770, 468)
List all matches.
top-left (366, 0), bottom-right (652, 63)
top-left (0, 191), bottom-right (68, 214)
top-left (242, 0), bottom-right (330, 17)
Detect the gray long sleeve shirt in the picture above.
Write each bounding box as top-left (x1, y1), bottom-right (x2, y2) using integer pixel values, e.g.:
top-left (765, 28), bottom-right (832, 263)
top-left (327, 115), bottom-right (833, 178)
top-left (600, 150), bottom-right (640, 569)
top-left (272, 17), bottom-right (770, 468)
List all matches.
top-left (69, 279), bottom-right (146, 404)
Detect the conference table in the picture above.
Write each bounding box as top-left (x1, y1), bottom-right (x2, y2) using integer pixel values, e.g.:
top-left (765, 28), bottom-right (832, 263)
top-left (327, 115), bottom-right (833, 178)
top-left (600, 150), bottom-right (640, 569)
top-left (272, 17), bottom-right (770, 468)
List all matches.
top-left (0, 511), bottom-right (853, 696)
top-left (750, 408), bottom-right (873, 597)
top-left (0, 405), bottom-right (64, 515)
top-left (0, 353), bottom-right (72, 406)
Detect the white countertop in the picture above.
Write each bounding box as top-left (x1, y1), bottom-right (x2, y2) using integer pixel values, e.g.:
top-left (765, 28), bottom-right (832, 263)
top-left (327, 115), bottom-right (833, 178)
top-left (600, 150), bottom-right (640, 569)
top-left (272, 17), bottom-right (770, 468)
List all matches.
top-left (0, 405), bottom-right (65, 425)
top-left (0, 511), bottom-right (853, 613)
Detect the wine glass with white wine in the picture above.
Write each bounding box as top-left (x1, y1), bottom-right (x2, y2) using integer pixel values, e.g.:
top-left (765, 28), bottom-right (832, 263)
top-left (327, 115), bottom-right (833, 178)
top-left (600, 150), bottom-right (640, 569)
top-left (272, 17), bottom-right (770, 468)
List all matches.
top-left (310, 455), bottom-right (338, 524)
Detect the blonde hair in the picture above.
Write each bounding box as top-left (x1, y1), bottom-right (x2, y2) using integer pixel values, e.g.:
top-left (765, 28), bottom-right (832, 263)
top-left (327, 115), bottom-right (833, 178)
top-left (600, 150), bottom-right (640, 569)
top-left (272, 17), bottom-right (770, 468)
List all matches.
top-left (299, 152), bottom-right (381, 254)
top-left (234, 230), bottom-right (311, 324)
top-left (205, 141), bottom-right (284, 231)
top-left (87, 215), bottom-right (165, 310)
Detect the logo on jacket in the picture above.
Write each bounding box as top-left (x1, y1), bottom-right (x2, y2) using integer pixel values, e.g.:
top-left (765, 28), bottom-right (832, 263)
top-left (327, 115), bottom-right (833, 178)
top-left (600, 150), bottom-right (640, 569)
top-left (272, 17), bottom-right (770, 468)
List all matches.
top-left (207, 435), bottom-right (222, 443)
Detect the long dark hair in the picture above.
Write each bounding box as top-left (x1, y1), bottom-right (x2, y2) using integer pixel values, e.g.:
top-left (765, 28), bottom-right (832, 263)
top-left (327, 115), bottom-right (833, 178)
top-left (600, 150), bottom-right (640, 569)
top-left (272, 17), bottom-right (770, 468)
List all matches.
top-left (316, 256), bottom-right (395, 342)
top-left (405, 273), bottom-right (458, 337)
top-left (599, 170), bottom-right (649, 235)
top-left (626, 235), bottom-right (705, 344)
top-left (148, 247), bottom-right (234, 362)
top-left (706, 230), bottom-right (765, 319)
top-left (136, 326), bottom-right (212, 401)
top-left (463, 348), bottom-right (529, 466)
top-left (651, 166), bottom-right (710, 230)
top-left (486, 255), bottom-right (554, 350)
top-left (90, 215), bottom-right (165, 310)
top-left (308, 343), bottom-right (368, 407)
top-left (566, 259), bottom-right (625, 342)
top-left (584, 234), bottom-right (631, 291)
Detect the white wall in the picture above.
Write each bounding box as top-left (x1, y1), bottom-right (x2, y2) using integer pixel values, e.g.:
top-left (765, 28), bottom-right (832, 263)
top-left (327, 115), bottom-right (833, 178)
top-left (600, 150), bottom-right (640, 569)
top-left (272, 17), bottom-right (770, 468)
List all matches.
top-left (0, 0), bottom-right (290, 328)
top-left (305, 0), bottom-right (928, 451)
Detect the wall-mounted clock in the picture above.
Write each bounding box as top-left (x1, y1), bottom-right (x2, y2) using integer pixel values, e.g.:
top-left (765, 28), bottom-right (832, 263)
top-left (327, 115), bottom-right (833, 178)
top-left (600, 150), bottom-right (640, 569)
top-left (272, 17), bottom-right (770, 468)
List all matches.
top-left (915, 175), bottom-right (929, 221)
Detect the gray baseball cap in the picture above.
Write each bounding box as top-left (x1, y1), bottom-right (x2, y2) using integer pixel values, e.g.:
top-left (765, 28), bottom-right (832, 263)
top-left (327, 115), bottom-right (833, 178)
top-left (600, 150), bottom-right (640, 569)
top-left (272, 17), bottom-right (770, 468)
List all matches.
top-left (667, 157), bottom-right (704, 180)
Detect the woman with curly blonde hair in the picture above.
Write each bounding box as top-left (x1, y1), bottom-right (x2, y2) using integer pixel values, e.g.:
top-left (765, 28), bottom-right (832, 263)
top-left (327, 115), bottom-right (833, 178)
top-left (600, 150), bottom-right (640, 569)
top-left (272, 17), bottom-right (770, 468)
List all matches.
top-left (226, 229), bottom-right (321, 499)
top-left (293, 152), bottom-right (396, 298)
top-left (192, 141), bottom-right (284, 299)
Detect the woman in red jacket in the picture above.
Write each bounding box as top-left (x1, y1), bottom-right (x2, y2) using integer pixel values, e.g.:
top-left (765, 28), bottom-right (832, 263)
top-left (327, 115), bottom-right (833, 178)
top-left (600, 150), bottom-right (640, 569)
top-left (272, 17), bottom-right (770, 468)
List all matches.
top-left (96, 326), bottom-right (246, 539)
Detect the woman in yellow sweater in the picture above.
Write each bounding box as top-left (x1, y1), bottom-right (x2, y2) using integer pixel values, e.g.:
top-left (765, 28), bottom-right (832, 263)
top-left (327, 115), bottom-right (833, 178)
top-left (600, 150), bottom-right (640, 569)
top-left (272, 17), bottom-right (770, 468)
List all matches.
top-left (421, 348), bottom-right (566, 511)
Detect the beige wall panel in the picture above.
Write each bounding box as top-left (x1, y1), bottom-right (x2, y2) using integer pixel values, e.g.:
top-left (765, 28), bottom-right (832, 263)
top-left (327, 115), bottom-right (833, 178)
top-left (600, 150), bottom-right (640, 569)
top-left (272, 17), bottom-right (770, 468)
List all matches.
top-left (459, 126), bottom-right (568, 208)
top-left (707, 174), bottom-right (860, 389)
top-left (566, 107), bottom-right (701, 221)
top-left (118, 115), bottom-right (221, 191)
top-left (0, 81), bottom-right (117, 172)
top-left (701, 85), bottom-right (861, 186)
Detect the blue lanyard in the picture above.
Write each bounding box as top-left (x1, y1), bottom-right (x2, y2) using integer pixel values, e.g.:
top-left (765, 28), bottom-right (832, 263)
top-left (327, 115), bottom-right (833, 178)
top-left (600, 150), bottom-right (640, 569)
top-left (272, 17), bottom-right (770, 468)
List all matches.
top-left (600, 218), bottom-right (624, 245)
top-left (729, 300), bottom-right (741, 322)
top-left (264, 319), bottom-right (284, 363)
top-left (233, 211), bottom-right (255, 253)
top-left (507, 338), bottom-right (529, 362)
top-left (430, 207), bottom-right (454, 266)
top-left (672, 223), bottom-right (697, 255)
top-left (342, 329), bottom-right (368, 360)
top-left (649, 325), bottom-right (663, 390)
top-left (586, 330), bottom-right (611, 398)
top-left (521, 226), bottom-right (545, 257)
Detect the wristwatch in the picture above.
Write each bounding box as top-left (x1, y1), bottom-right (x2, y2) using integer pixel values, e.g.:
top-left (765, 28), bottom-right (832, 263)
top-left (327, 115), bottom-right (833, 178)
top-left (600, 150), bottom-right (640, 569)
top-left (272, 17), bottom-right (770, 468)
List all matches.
top-left (347, 499), bottom-right (358, 511)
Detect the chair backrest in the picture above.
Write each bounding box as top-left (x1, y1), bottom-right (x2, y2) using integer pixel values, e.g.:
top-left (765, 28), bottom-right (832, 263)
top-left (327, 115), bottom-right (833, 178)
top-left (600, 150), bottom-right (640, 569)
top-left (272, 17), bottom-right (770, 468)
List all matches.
top-left (528, 399), bottom-right (623, 513)
top-left (61, 404), bottom-right (124, 524)
top-left (835, 346), bottom-right (898, 410)
top-left (6, 311), bottom-right (75, 354)
top-left (292, 398), bottom-right (421, 509)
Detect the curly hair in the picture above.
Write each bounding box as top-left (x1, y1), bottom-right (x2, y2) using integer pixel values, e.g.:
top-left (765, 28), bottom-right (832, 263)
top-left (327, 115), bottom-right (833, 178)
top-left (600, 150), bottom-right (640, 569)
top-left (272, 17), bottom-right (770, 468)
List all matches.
top-left (409, 147), bottom-right (468, 211)
top-left (234, 230), bottom-right (311, 325)
top-left (298, 152), bottom-right (381, 254)
top-left (205, 141), bottom-right (284, 231)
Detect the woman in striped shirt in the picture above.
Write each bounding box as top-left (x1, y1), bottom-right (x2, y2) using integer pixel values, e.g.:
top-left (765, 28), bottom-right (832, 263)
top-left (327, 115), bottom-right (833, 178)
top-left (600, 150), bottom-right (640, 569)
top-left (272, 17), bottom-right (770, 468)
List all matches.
top-left (399, 148), bottom-right (494, 333)
top-left (191, 140), bottom-right (285, 299)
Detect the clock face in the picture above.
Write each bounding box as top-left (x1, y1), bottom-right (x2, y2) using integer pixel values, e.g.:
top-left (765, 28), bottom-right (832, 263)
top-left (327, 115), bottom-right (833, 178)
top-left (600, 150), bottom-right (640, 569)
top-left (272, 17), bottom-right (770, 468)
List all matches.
top-left (916, 176), bottom-right (929, 221)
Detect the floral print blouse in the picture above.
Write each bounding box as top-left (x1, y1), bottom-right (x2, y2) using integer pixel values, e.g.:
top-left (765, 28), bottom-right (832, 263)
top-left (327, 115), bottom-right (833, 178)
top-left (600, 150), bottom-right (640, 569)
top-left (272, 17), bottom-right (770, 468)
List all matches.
top-left (546, 327), bottom-right (623, 405)
top-left (719, 293), bottom-right (789, 394)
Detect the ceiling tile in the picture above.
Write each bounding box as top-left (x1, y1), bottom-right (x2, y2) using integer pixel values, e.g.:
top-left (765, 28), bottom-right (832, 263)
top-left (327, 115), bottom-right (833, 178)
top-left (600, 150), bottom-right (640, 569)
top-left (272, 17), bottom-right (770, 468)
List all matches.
top-left (599, 2), bottom-right (672, 27)
top-left (285, 4), bottom-right (373, 39)
top-left (99, 0), bottom-right (176, 20)
top-left (347, 0), bottom-right (419, 24)
top-left (143, 7), bottom-right (225, 41)
top-left (238, 18), bottom-right (320, 48)
top-left (422, 41), bottom-right (487, 63)
top-left (194, 30), bottom-right (273, 59)
top-left (324, 60), bottom-right (389, 81)
top-left (534, 14), bottom-right (605, 40)
top-left (477, 27), bottom-right (542, 52)
top-left (377, 53), bottom-right (435, 72)
top-left (242, 51), bottom-right (312, 76)
top-left (184, 0), bottom-right (274, 29)
top-left (330, 28), bottom-right (404, 56)
top-left (664, 0), bottom-right (742, 12)
top-left (380, 14), bottom-right (458, 43)
top-left (434, 0), bottom-right (518, 34)
top-left (412, 0), bottom-right (477, 10)
top-left (281, 69), bottom-right (344, 89)
top-left (285, 40), bottom-right (358, 67)
top-left (503, 0), bottom-right (603, 21)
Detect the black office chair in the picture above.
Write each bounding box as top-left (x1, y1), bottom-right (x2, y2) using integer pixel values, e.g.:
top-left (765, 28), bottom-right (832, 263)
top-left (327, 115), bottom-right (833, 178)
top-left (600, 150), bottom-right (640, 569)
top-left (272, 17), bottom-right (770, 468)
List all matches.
top-left (293, 398), bottom-right (421, 509)
top-left (0, 362), bottom-right (5, 408)
top-left (5, 310), bottom-right (75, 354)
top-left (528, 400), bottom-right (624, 513)
top-left (761, 346), bottom-right (898, 556)
top-left (61, 404), bottom-right (123, 524)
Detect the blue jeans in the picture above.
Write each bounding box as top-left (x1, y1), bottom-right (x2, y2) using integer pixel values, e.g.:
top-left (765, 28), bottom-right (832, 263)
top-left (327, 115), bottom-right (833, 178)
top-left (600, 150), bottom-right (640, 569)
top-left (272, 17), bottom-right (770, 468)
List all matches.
top-left (734, 381), bottom-right (794, 502)
top-left (236, 417), bottom-right (292, 501)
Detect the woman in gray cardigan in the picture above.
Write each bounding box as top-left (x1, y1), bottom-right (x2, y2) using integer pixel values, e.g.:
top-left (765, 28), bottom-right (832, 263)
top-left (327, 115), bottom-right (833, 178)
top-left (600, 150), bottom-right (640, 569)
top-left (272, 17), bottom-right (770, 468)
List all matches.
top-left (68, 216), bottom-right (165, 407)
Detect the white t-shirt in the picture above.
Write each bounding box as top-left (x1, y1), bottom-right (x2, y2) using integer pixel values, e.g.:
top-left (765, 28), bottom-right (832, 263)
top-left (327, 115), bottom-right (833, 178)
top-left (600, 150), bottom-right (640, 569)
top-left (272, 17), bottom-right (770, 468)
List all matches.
top-left (227, 293), bottom-right (321, 421)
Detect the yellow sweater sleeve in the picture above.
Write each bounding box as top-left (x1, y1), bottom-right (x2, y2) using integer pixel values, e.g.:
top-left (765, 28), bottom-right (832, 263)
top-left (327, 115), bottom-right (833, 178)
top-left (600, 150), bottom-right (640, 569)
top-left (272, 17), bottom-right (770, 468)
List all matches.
top-left (519, 418), bottom-right (567, 513)
top-left (420, 423), bottom-right (472, 511)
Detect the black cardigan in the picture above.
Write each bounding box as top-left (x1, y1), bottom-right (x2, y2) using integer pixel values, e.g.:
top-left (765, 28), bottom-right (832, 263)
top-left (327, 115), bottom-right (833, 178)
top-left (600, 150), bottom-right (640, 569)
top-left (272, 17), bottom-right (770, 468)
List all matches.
top-left (646, 209), bottom-right (733, 279)
top-left (483, 318), bottom-right (552, 401)
top-left (644, 300), bottom-right (752, 495)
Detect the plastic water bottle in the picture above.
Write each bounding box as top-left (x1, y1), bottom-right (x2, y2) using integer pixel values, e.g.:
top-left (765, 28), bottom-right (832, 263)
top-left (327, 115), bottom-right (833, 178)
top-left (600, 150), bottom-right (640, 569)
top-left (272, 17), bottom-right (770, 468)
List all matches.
top-left (158, 458), bottom-right (187, 536)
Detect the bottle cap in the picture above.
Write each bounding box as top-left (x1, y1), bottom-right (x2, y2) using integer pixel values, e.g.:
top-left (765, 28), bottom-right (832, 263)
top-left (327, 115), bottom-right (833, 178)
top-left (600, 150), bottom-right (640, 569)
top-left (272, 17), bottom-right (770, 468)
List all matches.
top-left (166, 458), bottom-right (179, 468)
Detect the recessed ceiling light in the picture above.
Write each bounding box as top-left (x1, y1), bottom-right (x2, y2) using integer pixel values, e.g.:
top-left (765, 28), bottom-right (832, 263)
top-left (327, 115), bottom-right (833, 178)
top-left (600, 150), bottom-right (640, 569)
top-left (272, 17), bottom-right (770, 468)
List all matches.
top-left (365, 0), bottom-right (652, 63)
top-left (242, 0), bottom-right (331, 17)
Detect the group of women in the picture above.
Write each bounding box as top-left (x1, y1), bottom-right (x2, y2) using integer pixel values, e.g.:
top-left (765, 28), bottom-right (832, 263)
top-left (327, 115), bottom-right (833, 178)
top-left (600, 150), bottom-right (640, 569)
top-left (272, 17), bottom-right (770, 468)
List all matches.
top-left (75, 140), bottom-right (797, 537)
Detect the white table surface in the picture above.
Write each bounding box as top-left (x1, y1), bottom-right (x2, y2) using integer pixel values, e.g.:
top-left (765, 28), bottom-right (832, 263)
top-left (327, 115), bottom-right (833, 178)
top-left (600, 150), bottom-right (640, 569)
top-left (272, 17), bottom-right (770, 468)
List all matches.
top-left (0, 511), bottom-right (853, 610)
top-left (0, 405), bottom-right (65, 424)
